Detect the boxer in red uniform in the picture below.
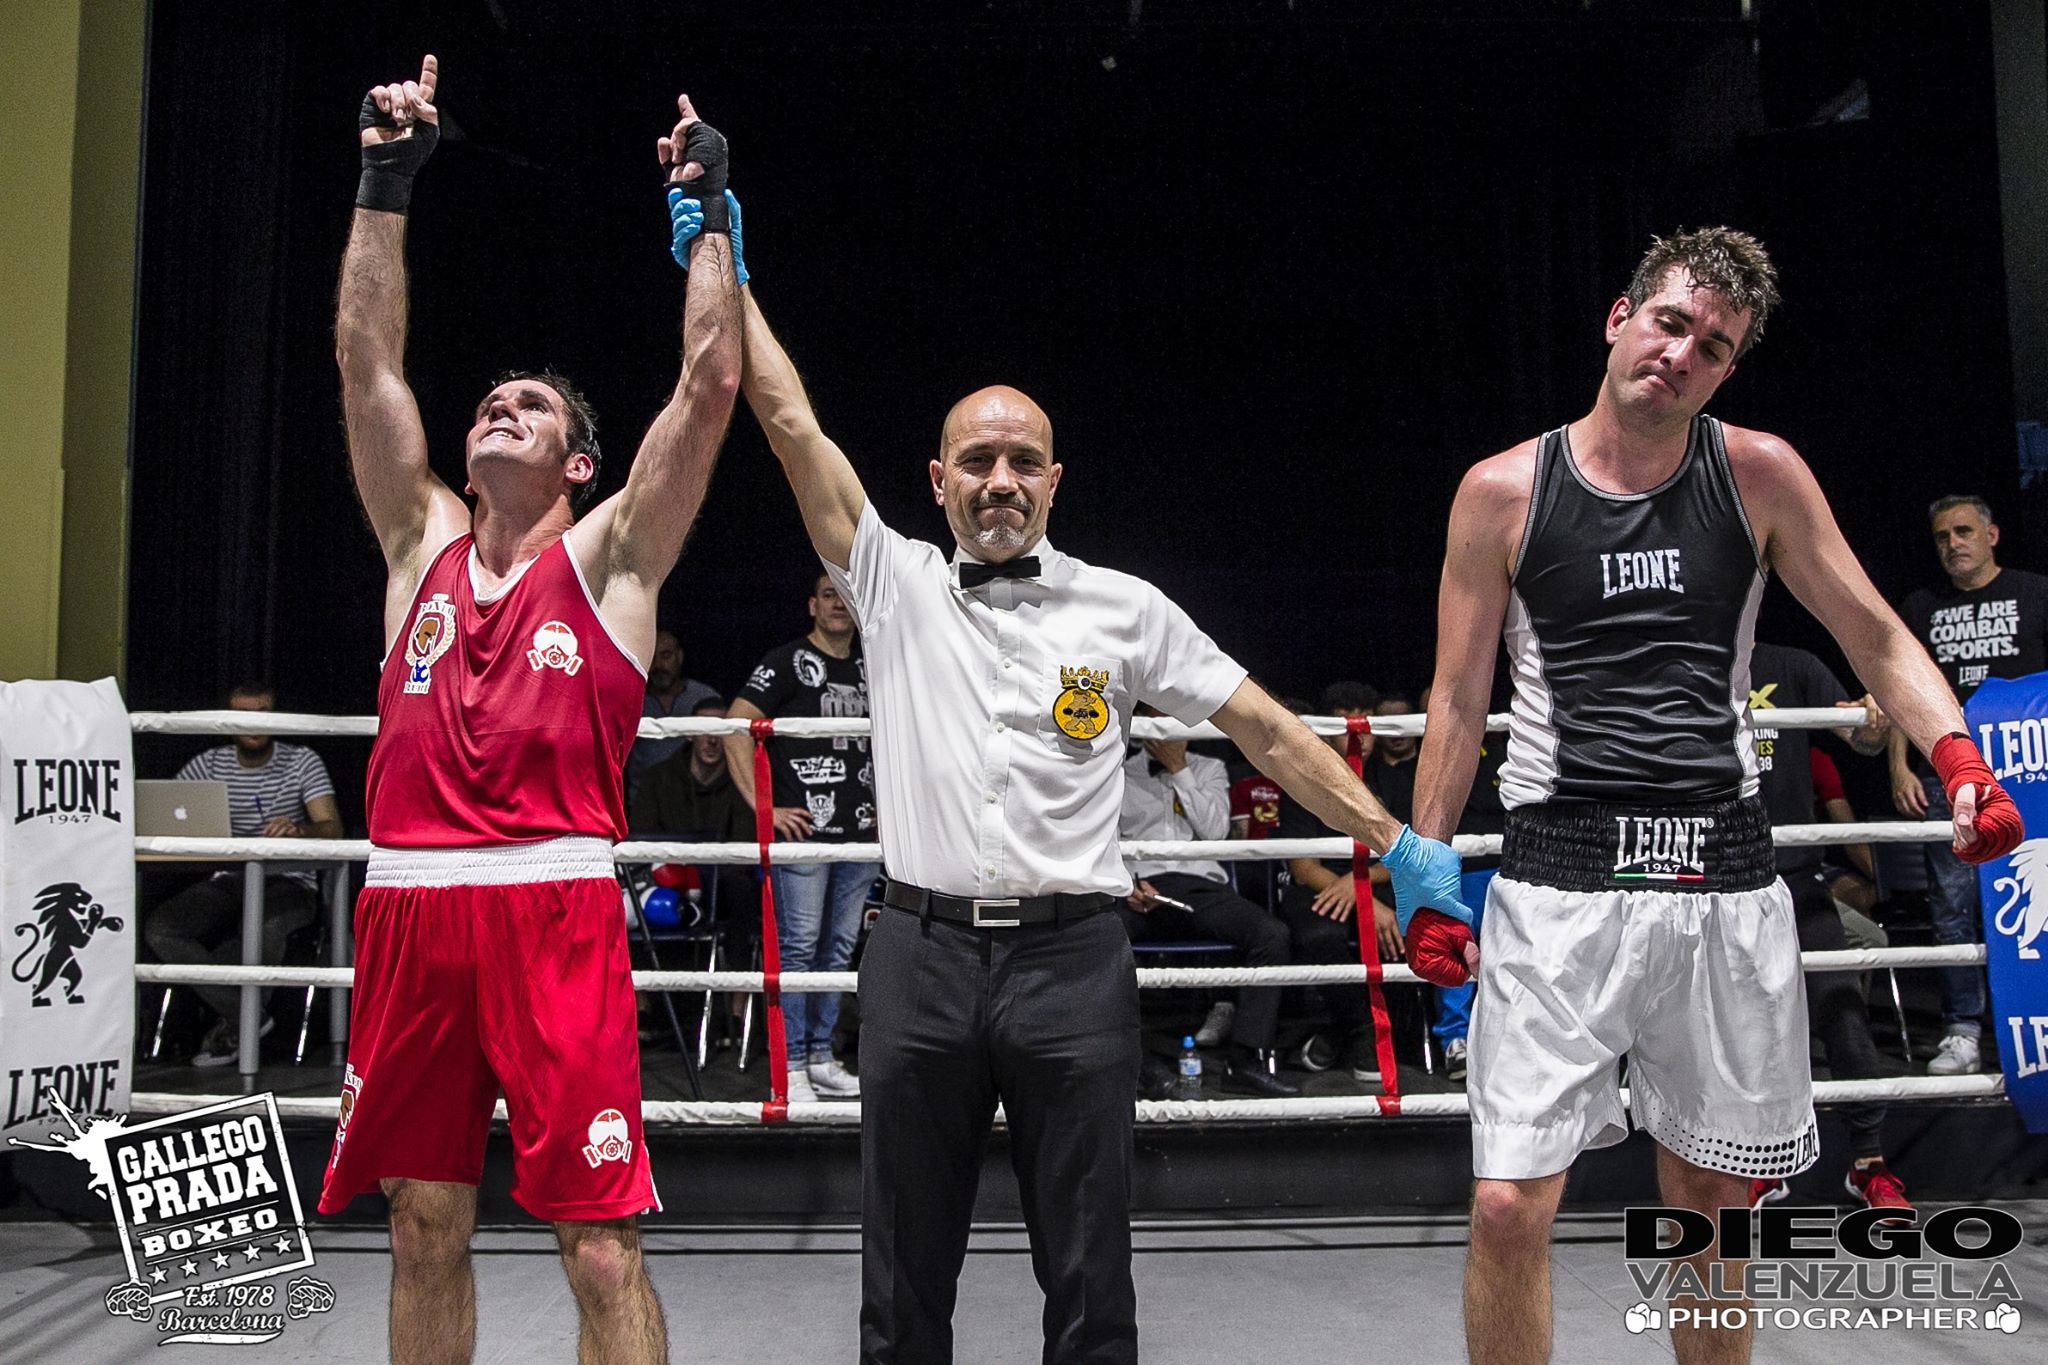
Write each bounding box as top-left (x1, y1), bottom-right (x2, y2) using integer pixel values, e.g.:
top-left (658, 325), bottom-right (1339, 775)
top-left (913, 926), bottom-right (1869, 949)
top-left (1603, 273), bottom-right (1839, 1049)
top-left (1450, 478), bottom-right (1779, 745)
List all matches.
top-left (313, 57), bottom-right (740, 1365)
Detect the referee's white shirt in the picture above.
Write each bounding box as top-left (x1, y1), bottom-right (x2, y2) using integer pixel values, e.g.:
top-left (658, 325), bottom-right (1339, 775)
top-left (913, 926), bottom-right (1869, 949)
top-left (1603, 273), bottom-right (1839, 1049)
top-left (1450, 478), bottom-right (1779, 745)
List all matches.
top-left (826, 503), bottom-right (1247, 899)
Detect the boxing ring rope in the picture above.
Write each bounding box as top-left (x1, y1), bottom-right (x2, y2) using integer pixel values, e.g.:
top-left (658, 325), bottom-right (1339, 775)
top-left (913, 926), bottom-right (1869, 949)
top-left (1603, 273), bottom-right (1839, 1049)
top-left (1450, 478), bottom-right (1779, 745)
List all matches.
top-left (123, 1075), bottom-right (2009, 1127)
top-left (128, 706), bottom-right (1999, 1124)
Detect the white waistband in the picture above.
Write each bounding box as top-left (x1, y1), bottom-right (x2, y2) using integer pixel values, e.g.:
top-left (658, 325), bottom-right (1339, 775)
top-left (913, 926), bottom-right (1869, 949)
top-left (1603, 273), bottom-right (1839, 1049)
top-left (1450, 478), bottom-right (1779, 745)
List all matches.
top-left (366, 836), bottom-right (616, 887)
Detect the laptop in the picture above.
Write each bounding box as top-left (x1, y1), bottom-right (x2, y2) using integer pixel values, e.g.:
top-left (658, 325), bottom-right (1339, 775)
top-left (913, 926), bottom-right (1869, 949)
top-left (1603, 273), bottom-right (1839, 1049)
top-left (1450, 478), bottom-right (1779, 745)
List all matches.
top-left (135, 780), bottom-right (232, 837)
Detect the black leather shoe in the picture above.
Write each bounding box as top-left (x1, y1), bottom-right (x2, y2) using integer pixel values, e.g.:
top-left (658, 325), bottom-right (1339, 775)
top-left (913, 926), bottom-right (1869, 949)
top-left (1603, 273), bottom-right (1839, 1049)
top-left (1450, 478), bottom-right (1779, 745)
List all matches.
top-left (1222, 1059), bottom-right (1302, 1098)
top-left (1138, 1053), bottom-right (1178, 1101)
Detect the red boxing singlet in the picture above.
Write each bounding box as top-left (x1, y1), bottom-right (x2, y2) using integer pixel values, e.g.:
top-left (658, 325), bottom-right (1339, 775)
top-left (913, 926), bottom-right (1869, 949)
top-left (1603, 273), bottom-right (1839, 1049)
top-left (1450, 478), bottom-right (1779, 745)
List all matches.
top-left (367, 534), bottom-right (646, 846)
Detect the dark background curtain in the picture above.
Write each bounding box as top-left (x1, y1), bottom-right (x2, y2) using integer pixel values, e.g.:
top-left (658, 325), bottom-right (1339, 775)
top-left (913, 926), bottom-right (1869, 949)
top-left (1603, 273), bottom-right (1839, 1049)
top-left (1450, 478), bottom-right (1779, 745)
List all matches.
top-left (127, 1), bottom-right (2024, 825)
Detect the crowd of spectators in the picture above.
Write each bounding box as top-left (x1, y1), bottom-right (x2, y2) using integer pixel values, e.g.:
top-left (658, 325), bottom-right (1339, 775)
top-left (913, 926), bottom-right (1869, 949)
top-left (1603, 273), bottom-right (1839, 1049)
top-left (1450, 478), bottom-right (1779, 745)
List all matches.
top-left (141, 494), bottom-right (2042, 1116)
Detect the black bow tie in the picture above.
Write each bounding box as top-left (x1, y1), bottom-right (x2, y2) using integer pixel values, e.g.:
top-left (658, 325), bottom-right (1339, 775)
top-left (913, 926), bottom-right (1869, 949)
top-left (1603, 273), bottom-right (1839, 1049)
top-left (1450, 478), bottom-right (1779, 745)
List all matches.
top-left (958, 556), bottom-right (1041, 590)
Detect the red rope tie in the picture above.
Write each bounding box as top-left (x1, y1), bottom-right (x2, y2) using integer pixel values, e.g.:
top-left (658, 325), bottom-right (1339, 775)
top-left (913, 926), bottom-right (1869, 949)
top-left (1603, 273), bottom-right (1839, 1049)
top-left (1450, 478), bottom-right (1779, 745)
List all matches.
top-left (1344, 717), bottom-right (1401, 1112)
top-left (751, 717), bottom-right (792, 1121)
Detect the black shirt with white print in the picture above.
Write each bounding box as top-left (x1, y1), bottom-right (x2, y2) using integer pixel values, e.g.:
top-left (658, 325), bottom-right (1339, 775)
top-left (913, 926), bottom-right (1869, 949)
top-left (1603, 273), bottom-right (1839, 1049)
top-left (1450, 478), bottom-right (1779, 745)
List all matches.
top-left (1899, 567), bottom-right (2048, 777)
top-left (735, 636), bottom-right (876, 842)
top-left (1898, 567), bottom-right (2048, 703)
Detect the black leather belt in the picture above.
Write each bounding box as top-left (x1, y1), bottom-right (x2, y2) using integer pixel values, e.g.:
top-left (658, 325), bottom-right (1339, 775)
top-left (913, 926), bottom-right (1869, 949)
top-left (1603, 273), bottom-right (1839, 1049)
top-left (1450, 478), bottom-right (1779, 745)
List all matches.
top-left (882, 878), bottom-right (1115, 929)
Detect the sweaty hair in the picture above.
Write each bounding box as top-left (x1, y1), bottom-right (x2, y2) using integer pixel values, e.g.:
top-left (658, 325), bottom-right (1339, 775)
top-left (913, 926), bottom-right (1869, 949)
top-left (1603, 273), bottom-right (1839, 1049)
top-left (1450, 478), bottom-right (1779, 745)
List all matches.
top-left (1624, 227), bottom-right (1781, 359)
top-left (498, 369), bottom-right (603, 511)
top-left (1318, 680), bottom-right (1381, 714)
top-left (1929, 494), bottom-right (1995, 527)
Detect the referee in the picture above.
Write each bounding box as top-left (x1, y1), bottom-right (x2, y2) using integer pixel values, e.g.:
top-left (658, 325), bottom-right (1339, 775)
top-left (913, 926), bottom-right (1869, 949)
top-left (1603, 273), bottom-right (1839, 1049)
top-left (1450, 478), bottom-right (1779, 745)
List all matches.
top-left (731, 276), bottom-right (1465, 1362)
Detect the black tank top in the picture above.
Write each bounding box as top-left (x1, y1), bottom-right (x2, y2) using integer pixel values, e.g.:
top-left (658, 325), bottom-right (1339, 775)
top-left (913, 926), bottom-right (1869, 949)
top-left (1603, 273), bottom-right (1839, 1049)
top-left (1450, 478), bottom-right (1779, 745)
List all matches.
top-left (1498, 416), bottom-right (1765, 807)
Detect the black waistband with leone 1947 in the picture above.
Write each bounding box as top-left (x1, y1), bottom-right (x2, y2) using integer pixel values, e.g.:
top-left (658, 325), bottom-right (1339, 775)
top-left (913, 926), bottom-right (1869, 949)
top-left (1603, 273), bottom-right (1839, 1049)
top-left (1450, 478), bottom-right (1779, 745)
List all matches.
top-left (1501, 795), bottom-right (1777, 894)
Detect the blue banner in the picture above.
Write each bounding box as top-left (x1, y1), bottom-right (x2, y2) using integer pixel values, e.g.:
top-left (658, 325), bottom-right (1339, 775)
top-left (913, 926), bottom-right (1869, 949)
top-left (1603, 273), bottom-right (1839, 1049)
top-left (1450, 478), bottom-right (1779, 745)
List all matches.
top-left (1965, 674), bottom-right (2048, 1133)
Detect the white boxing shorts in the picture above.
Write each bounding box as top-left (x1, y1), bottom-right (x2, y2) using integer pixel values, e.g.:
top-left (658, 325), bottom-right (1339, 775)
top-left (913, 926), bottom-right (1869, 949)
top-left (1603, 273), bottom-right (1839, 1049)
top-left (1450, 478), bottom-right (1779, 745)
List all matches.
top-left (1468, 796), bottom-right (1819, 1183)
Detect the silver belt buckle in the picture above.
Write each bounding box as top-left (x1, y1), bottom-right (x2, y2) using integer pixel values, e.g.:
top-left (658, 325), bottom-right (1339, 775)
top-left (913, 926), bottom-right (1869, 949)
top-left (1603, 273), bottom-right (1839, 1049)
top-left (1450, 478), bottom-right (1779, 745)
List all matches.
top-left (970, 897), bottom-right (1023, 928)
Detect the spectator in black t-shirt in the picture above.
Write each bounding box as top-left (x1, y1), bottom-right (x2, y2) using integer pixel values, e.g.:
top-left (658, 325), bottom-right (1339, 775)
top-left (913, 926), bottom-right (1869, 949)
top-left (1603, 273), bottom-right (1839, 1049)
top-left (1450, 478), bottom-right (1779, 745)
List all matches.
top-left (726, 574), bottom-right (880, 1102)
top-left (1893, 495), bottom-right (2048, 1075)
top-left (630, 696), bottom-right (748, 841)
top-left (1748, 642), bottom-right (1912, 1212)
top-left (1273, 682), bottom-right (1398, 1082)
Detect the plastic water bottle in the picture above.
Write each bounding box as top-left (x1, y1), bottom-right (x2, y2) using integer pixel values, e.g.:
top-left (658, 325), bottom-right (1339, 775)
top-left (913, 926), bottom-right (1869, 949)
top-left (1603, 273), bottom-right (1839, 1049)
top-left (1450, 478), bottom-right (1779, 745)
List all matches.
top-left (1171, 1036), bottom-right (1203, 1102)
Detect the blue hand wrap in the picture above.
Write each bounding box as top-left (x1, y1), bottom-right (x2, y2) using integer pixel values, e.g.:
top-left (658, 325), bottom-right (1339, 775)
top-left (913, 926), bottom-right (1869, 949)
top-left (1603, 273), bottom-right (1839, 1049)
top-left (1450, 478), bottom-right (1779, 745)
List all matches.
top-left (1381, 825), bottom-right (1473, 935)
top-left (666, 188), bottom-right (747, 284)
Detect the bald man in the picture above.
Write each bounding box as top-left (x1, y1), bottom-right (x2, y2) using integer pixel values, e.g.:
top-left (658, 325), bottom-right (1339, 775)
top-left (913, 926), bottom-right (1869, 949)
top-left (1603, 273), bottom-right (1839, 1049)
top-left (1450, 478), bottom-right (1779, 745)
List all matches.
top-left (736, 278), bottom-right (1464, 1362)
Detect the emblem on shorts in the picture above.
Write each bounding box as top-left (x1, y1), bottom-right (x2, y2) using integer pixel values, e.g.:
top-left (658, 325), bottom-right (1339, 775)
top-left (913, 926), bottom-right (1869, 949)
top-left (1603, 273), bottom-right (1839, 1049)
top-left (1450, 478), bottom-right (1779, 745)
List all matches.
top-left (582, 1108), bottom-right (632, 1168)
top-left (403, 594), bottom-right (457, 695)
top-left (527, 620), bottom-right (584, 676)
top-left (1989, 837), bottom-right (2048, 960)
top-left (1612, 816), bottom-right (1712, 883)
top-left (329, 1065), bottom-right (363, 1167)
top-left (1053, 666), bottom-right (1111, 742)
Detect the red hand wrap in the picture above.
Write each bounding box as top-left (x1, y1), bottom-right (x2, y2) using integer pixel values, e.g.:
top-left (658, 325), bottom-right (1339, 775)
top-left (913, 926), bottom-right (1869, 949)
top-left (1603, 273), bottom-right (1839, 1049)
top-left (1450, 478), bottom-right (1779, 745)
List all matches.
top-left (1931, 733), bottom-right (2024, 864)
top-left (1405, 909), bottom-right (1474, 988)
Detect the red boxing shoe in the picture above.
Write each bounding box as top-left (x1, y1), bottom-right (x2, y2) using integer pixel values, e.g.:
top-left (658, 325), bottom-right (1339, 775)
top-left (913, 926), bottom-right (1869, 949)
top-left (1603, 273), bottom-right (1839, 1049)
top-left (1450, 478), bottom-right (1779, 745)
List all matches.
top-left (1845, 1160), bottom-right (1913, 1221)
top-left (1931, 733), bottom-right (2024, 863)
top-left (1405, 909), bottom-right (1474, 988)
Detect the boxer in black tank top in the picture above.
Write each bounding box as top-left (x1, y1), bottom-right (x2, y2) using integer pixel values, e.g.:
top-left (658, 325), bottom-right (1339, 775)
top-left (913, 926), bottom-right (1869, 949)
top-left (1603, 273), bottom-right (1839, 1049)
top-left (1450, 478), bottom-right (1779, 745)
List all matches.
top-left (1505, 415), bottom-right (1762, 807)
top-left (1408, 228), bottom-right (2017, 1365)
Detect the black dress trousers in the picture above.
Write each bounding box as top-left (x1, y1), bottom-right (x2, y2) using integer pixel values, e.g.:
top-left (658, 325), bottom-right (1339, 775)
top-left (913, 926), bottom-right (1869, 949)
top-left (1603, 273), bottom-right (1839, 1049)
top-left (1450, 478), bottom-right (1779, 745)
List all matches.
top-left (858, 906), bottom-right (1141, 1365)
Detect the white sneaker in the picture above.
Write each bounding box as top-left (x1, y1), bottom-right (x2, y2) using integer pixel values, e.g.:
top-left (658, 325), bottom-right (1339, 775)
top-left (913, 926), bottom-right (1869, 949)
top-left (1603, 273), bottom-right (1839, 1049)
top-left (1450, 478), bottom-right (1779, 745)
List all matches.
top-left (809, 1056), bottom-right (861, 1096)
top-left (1194, 1001), bottom-right (1236, 1049)
top-left (782, 1065), bottom-right (816, 1103)
top-left (1927, 1033), bottom-right (1981, 1076)
top-left (192, 1015), bottom-right (273, 1068)
top-left (1445, 1037), bottom-right (1469, 1083)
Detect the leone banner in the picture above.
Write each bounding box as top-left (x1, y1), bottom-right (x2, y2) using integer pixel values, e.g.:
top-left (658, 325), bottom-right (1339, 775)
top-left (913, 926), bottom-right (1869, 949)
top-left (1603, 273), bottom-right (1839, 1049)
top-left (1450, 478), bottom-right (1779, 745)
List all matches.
top-left (0, 678), bottom-right (135, 1137)
top-left (1964, 673), bottom-right (2048, 1133)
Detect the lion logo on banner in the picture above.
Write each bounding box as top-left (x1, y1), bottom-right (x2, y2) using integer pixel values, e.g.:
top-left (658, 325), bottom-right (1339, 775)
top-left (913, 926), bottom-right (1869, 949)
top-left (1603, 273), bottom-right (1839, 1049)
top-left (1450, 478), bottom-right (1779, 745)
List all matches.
top-left (11, 882), bottom-right (123, 1006)
top-left (1991, 837), bottom-right (2048, 961)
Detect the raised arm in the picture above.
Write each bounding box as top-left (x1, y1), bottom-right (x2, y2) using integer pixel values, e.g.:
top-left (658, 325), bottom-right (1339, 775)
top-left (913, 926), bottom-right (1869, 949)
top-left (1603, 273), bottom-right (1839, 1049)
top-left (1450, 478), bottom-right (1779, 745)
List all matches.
top-left (576, 97), bottom-right (744, 654)
top-left (338, 55), bottom-right (468, 631)
top-left (1413, 447), bottom-right (1528, 841)
top-left (740, 288), bottom-right (868, 568)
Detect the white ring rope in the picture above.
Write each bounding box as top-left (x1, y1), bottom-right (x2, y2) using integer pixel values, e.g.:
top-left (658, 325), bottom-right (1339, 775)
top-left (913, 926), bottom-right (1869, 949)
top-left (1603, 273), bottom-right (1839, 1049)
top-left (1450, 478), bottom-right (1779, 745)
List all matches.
top-left (132, 707), bottom-right (1876, 741)
top-left (132, 820), bottom-right (1955, 868)
top-left (134, 943), bottom-right (1990, 996)
top-left (124, 1074), bottom-right (2006, 1127)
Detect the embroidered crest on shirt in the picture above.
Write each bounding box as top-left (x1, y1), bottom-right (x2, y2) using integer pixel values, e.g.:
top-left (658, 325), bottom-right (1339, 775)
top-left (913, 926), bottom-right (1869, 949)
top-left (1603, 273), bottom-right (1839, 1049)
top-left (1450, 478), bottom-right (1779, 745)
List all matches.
top-left (403, 594), bottom-right (457, 695)
top-left (1053, 666), bottom-right (1111, 741)
top-left (528, 620), bottom-right (585, 676)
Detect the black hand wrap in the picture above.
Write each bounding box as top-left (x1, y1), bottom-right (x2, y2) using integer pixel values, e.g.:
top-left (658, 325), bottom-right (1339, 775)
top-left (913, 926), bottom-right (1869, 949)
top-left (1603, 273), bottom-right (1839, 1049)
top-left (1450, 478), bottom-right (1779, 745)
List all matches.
top-left (673, 120), bottom-right (731, 233)
top-left (357, 94), bottom-right (441, 212)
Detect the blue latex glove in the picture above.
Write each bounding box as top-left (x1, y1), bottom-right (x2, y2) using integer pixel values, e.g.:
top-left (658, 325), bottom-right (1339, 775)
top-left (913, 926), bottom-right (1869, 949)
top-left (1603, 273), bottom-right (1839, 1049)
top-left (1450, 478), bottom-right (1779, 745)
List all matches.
top-left (666, 187), bottom-right (747, 284)
top-left (1380, 825), bottom-right (1473, 935)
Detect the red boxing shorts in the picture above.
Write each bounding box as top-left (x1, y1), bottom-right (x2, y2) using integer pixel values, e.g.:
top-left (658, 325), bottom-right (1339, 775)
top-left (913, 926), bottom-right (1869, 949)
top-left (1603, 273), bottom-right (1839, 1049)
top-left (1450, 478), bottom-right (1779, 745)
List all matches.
top-left (318, 837), bottom-right (659, 1222)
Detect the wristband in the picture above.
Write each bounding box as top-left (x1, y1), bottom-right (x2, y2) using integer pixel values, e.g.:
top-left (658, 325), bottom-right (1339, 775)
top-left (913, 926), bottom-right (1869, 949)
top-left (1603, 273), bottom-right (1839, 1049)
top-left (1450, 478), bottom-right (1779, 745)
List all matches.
top-left (357, 94), bottom-right (440, 212)
top-left (667, 121), bottom-right (730, 233)
top-left (666, 189), bottom-right (748, 283)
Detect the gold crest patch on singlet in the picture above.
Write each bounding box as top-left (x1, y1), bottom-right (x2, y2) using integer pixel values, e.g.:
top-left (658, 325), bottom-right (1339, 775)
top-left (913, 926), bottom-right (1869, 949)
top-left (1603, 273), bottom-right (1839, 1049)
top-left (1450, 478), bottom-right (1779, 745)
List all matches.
top-left (1053, 665), bottom-right (1111, 741)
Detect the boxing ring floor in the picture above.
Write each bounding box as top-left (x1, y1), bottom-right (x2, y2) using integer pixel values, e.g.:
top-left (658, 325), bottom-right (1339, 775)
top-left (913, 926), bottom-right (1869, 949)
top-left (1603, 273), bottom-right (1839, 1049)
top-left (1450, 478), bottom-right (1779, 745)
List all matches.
top-left (5, 1205), bottom-right (2045, 1363)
